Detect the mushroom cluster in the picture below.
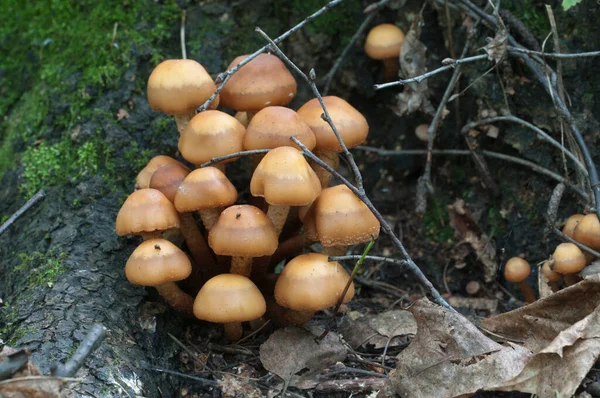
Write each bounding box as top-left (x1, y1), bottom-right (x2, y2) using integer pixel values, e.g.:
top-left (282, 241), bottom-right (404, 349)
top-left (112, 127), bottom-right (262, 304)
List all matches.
top-left (115, 54), bottom-right (380, 340)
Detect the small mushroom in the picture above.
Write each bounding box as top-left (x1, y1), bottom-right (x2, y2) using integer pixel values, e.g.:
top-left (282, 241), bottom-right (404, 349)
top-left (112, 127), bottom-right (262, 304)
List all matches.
top-left (504, 257), bottom-right (536, 304)
top-left (562, 213), bottom-right (584, 238)
top-left (551, 243), bottom-right (587, 275)
top-left (136, 155), bottom-right (181, 190)
top-left (573, 214), bottom-right (600, 250)
top-left (541, 261), bottom-right (562, 292)
top-left (364, 24), bottom-right (405, 81)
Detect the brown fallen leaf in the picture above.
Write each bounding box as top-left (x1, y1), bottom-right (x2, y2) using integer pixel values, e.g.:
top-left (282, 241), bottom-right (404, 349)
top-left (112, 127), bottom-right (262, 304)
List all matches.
top-left (338, 310), bottom-right (416, 349)
top-left (218, 373), bottom-right (262, 398)
top-left (379, 299), bottom-right (531, 398)
top-left (482, 9), bottom-right (507, 63)
top-left (0, 347), bottom-right (64, 398)
top-left (447, 296), bottom-right (498, 312)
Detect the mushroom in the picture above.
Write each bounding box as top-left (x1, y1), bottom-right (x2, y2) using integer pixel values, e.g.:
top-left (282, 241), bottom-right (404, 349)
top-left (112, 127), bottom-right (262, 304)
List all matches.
top-left (541, 260), bottom-right (562, 292)
top-left (550, 242), bottom-right (587, 275)
top-left (193, 273), bottom-right (266, 341)
top-left (219, 53), bottom-right (297, 120)
top-left (573, 214), bottom-right (600, 250)
top-left (274, 253), bottom-right (354, 325)
top-left (116, 188), bottom-right (180, 240)
top-left (250, 147), bottom-right (321, 236)
top-left (208, 205), bottom-right (278, 277)
top-left (135, 155), bottom-right (181, 190)
top-left (303, 185), bottom-right (380, 255)
top-left (125, 239), bottom-right (194, 314)
top-left (178, 110), bottom-right (246, 173)
top-left (562, 213), bottom-right (584, 238)
top-left (504, 257), bottom-right (536, 304)
top-left (414, 124), bottom-right (429, 144)
top-left (149, 162), bottom-right (191, 203)
top-left (147, 59), bottom-right (218, 134)
top-left (297, 96), bottom-right (369, 187)
top-left (364, 23), bottom-right (405, 81)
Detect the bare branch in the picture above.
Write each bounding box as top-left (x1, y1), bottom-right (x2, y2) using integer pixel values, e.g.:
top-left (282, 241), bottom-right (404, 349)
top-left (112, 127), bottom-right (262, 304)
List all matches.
top-left (0, 190), bottom-right (46, 236)
top-left (507, 46), bottom-right (600, 59)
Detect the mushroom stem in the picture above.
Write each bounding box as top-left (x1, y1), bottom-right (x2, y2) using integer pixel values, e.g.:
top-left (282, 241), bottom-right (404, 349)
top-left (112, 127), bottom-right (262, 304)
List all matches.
top-left (270, 232), bottom-right (313, 268)
top-left (564, 274), bottom-right (582, 286)
top-left (179, 212), bottom-right (216, 277)
top-left (312, 151), bottom-right (340, 188)
top-left (155, 282), bottom-right (195, 314)
top-left (223, 322), bottom-right (243, 341)
top-left (518, 281), bottom-right (536, 304)
top-left (266, 204), bottom-right (290, 237)
top-left (283, 309), bottom-right (314, 326)
top-left (175, 112), bottom-right (195, 135)
top-left (382, 57), bottom-right (399, 82)
top-left (198, 208), bottom-right (222, 231)
top-left (549, 281), bottom-right (560, 292)
top-left (141, 231), bottom-right (163, 240)
top-left (211, 163), bottom-right (226, 174)
top-left (321, 245), bottom-right (347, 256)
top-left (231, 257), bottom-right (253, 277)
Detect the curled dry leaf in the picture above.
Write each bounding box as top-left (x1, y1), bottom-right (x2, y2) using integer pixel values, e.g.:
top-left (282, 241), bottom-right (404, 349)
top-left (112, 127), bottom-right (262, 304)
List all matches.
top-left (483, 10), bottom-right (507, 63)
top-left (0, 347), bottom-right (63, 398)
top-left (379, 299), bottom-right (531, 398)
top-left (338, 310), bottom-right (417, 349)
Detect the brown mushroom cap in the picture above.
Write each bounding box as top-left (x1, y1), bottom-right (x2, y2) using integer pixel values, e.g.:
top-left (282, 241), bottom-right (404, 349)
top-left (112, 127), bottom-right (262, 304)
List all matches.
top-left (244, 106), bottom-right (316, 151)
top-left (304, 185), bottom-right (380, 246)
top-left (174, 167), bottom-right (238, 212)
top-left (178, 110), bottom-right (246, 165)
top-left (297, 96), bottom-right (369, 152)
top-left (136, 156), bottom-right (181, 189)
top-left (274, 253), bottom-right (354, 311)
top-left (250, 147), bottom-right (321, 206)
top-left (504, 257), bottom-right (531, 283)
top-left (147, 59), bottom-right (217, 115)
top-left (573, 214), bottom-right (600, 250)
top-left (193, 274), bottom-right (266, 323)
top-left (208, 205), bottom-right (278, 257)
top-left (415, 124), bottom-right (429, 143)
top-left (125, 239), bottom-right (192, 285)
top-left (220, 54), bottom-right (297, 112)
top-left (563, 214), bottom-right (585, 239)
top-left (541, 261), bottom-right (563, 282)
top-left (364, 24), bottom-right (405, 60)
top-left (149, 162), bottom-right (190, 203)
top-left (116, 189), bottom-right (180, 236)
top-left (552, 243), bottom-right (587, 274)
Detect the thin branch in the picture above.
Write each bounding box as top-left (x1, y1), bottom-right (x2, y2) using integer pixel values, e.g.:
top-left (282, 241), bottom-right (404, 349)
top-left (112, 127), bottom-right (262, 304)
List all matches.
top-left (148, 368), bottom-right (218, 386)
top-left (507, 46), bottom-right (600, 59)
top-left (180, 9), bottom-right (187, 59)
top-left (363, 0), bottom-right (393, 13)
top-left (373, 54), bottom-right (489, 90)
top-left (0, 190), bottom-right (46, 236)
top-left (197, 0), bottom-right (345, 112)
top-left (199, 149), bottom-right (269, 168)
top-left (553, 227), bottom-right (600, 258)
top-left (329, 255), bottom-right (409, 267)
top-left (52, 324), bottom-right (106, 377)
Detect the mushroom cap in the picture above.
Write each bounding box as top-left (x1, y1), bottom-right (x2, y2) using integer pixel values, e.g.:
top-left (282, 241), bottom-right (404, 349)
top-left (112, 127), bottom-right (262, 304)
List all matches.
top-left (208, 205), bottom-right (278, 257)
top-left (415, 124), bottom-right (429, 143)
top-left (541, 261), bottom-right (563, 282)
top-left (193, 274), bottom-right (266, 323)
top-left (220, 54), bottom-right (297, 112)
top-left (136, 156), bottom-right (181, 189)
top-left (304, 185), bottom-right (380, 246)
top-left (552, 243), bottom-right (587, 274)
top-left (250, 147), bottom-right (321, 206)
top-left (504, 257), bottom-right (531, 283)
top-left (244, 106), bottom-right (316, 151)
top-left (573, 214), bottom-right (600, 250)
top-left (174, 167), bottom-right (238, 212)
top-left (562, 214), bottom-right (585, 239)
top-left (297, 96), bottom-right (369, 152)
top-left (364, 23), bottom-right (405, 60)
top-left (274, 253), bottom-right (354, 311)
top-left (125, 239), bottom-right (192, 286)
top-left (116, 189), bottom-right (180, 236)
top-left (149, 162), bottom-right (190, 203)
top-left (178, 110), bottom-right (246, 165)
top-left (147, 59), bottom-right (217, 115)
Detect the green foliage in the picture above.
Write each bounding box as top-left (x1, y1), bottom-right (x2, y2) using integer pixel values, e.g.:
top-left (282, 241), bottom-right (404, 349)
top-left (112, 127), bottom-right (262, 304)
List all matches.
top-left (423, 197), bottom-right (455, 245)
top-left (15, 250), bottom-right (68, 289)
top-left (504, 1), bottom-right (550, 38)
top-left (487, 207), bottom-right (507, 238)
top-left (289, 0), bottom-right (361, 42)
top-left (124, 142), bottom-right (155, 172)
top-left (562, 0), bottom-right (583, 10)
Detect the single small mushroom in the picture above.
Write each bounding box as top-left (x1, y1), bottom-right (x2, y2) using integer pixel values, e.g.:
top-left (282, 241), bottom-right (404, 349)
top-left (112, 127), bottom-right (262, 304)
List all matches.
top-left (126, 239), bottom-right (194, 314)
top-left (414, 124), bottom-right (429, 144)
top-left (550, 242), bottom-right (587, 275)
top-left (135, 155), bottom-right (181, 190)
top-left (149, 162), bottom-right (191, 203)
top-left (364, 23), bottom-right (405, 81)
top-left (573, 213), bottom-right (600, 250)
top-left (208, 205), bottom-right (278, 277)
top-left (193, 273), bottom-right (266, 341)
top-left (147, 59), bottom-right (218, 134)
top-left (562, 213), bottom-right (585, 238)
top-left (541, 260), bottom-right (562, 292)
top-left (504, 257), bottom-right (536, 304)
top-left (274, 253), bottom-right (354, 325)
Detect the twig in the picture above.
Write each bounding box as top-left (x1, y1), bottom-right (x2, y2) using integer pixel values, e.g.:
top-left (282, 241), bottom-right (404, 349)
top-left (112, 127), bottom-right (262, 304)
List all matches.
top-left (507, 46), bottom-right (600, 59)
top-left (354, 277), bottom-right (408, 298)
top-left (180, 9), bottom-right (187, 60)
top-left (553, 227), bottom-right (600, 259)
top-left (363, 0), bottom-right (393, 13)
top-left (148, 368), bottom-right (218, 386)
top-left (313, 377), bottom-right (386, 392)
top-left (167, 333), bottom-right (211, 373)
top-left (52, 324), bottom-right (106, 377)
top-left (545, 183), bottom-right (565, 236)
top-left (197, 0), bottom-right (345, 112)
top-left (0, 375), bottom-right (80, 386)
top-left (0, 190), bottom-right (46, 236)
top-left (234, 319), bottom-right (271, 345)
top-left (329, 255), bottom-right (409, 267)
top-left (111, 23), bottom-right (118, 48)
top-left (199, 149), bottom-right (269, 168)
top-left (373, 54), bottom-right (489, 89)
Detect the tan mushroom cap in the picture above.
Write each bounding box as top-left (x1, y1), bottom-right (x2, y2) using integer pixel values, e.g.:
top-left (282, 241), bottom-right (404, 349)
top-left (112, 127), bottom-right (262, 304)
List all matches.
top-left (178, 110), bottom-right (246, 165)
top-left (304, 185), bottom-right (380, 246)
top-left (116, 189), bottom-right (180, 236)
top-left (552, 243), bottom-right (587, 274)
top-left (149, 162), bottom-right (190, 203)
top-left (542, 261), bottom-right (563, 282)
top-left (364, 24), bottom-right (405, 60)
top-left (125, 239), bottom-right (192, 286)
top-left (573, 214), bottom-right (600, 250)
top-left (563, 214), bottom-right (585, 238)
top-left (136, 156), bottom-right (181, 189)
top-left (208, 205), bottom-right (278, 257)
top-left (193, 274), bottom-right (266, 323)
top-left (147, 59), bottom-right (218, 115)
top-left (244, 106), bottom-right (316, 151)
top-left (219, 53), bottom-right (297, 112)
top-left (174, 167), bottom-right (238, 212)
top-left (274, 253), bottom-right (354, 311)
top-left (297, 96), bottom-right (369, 152)
top-left (250, 147), bottom-right (321, 206)
top-left (504, 257), bottom-right (531, 283)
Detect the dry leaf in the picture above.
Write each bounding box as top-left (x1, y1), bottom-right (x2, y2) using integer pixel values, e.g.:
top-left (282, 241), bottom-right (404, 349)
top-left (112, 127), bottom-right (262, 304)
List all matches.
top-left (116, 108), bottom-right (129, 121)
top-left (483, 10), bottom-right (507, 63)
top-left (0, 377), bottom-right (63, 398)
top-left (447, 296), bottom-right (498, 311)
top-left (338, 310), bottom-right (417, 349)
top-left (218, 374), bottom-right (262, 398)
top-left (379, 299), bottom-right (531, 398)
top-left (259, 326), bottom-right (347, 383)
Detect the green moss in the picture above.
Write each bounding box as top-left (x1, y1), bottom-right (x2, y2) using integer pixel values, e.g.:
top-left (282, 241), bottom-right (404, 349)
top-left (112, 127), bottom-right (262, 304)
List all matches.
top-left (15, 249), bottom-right (68, 289)
top-left (504, 1), bottom-right (550, 38)
top-left (289, 0), bottom-right (361, 43)
top-left (423, 197), bottom-right (455, 245)
top-left (487, 207), bottom-right (507, 238)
